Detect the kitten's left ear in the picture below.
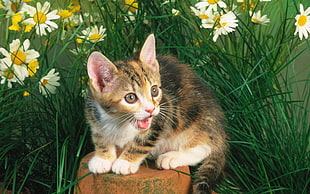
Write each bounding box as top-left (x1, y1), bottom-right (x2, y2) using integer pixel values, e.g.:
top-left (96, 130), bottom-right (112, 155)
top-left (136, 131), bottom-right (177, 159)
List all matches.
top-left (139, 34), bottom-right (159, 72)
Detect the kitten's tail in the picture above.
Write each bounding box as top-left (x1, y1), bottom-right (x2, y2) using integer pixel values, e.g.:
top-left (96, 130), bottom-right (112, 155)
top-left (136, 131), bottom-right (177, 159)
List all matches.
top-left (192, 147), bottom-right (226, 194)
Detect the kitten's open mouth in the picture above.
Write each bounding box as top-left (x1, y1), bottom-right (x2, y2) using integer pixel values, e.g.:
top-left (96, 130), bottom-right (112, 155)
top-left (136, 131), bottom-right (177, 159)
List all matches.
top-left (135, 116), bottom-right (152, 130)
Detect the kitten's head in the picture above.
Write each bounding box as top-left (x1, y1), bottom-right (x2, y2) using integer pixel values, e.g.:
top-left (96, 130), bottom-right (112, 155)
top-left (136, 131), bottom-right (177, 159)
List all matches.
top-left (87, 34), bottom-right (161, 130)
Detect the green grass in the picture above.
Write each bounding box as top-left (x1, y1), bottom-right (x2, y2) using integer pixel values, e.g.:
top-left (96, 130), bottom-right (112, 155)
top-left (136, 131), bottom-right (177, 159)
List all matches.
top-left (0, 0), bottom-right (309, 193)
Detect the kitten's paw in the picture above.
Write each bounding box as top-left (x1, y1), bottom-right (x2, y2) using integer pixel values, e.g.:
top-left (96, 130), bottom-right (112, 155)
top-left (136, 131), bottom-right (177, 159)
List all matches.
top-left (157, 151), bottom-right (183, 170)
top-left (112, 159), bottom-right (140, 175)
top-left (88, 156), bottom-right (113, 174)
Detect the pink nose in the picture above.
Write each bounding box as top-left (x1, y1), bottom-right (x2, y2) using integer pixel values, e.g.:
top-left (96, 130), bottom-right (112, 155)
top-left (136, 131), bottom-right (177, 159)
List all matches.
top-left (145, 109), bottom-right (154, 114)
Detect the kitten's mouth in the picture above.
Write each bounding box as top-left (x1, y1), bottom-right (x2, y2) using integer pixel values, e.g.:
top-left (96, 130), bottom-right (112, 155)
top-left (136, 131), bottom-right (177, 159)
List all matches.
top-left (135, 116), bottom-right (152, 130)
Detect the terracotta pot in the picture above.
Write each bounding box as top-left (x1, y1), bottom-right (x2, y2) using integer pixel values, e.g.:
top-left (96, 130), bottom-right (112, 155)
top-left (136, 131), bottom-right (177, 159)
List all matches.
top-left (75, 152), bottom-right (192, 194)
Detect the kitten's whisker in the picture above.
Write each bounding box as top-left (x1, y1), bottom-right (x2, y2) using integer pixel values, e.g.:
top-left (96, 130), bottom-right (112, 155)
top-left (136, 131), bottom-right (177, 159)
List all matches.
top-left (158, 109), bottom-right (178, 126)
top-left (160, 105), bottom-right (187, 114)
top-left (117, 113), bottom-right (134, 126)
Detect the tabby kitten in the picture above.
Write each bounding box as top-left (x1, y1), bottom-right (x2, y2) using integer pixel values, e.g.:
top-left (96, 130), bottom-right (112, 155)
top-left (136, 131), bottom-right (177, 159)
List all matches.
top-left (85, 34), bottom-right (227, 193)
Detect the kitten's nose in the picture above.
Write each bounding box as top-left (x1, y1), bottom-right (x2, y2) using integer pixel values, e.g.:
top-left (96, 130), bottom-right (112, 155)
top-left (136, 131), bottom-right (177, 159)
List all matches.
top-left (145, 108), bottom-right (154, 115)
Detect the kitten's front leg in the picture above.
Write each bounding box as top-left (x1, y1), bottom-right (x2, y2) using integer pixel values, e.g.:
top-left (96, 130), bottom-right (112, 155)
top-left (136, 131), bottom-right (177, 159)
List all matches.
top-left (157, 145), bottom-right (212, 169)
top-left (112, 133), bottom-right (156, 175)
top-left (88, 144), bottom-right (117, 174)
top-left (112, 158), bottom-right (141, 175)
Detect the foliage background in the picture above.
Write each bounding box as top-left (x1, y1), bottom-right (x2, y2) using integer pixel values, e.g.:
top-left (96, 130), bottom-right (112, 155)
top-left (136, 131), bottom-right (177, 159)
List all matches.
top-left (0, 0), bottom-right (309, 193)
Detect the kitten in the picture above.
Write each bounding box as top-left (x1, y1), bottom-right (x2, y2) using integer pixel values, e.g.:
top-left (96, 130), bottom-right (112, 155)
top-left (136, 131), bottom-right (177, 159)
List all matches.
top-left (85, 34), bottom-right (227, 193)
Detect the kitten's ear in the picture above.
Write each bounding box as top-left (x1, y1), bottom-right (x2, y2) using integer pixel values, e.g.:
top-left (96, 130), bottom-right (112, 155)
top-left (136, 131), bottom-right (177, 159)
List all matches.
top-left (139, 34), bottom-right (159, 72)
top-left (87, 52), bottom-right (118, 92)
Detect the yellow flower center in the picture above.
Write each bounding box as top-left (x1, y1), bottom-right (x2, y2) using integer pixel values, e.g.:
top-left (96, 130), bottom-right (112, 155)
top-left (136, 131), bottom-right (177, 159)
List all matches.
top-left (89, 34), bottom-right (101, 42)
top-left (199, 14), bottom-right (209, 19)
top-left (41, 79), bottom-right (48, 86)
top-left (11, 2), bottom-right (18, 12)
top-left (4, 69), bottom-right (14, 79)
top-left (11, 50), bottom-right (26, 65)
top-left (298, 15), bottom-right (307, 26)
top-left (33, 12), bottom-right (47, 24)
top-left (208, 0), bottom-right (219, 4)
top-left (252, 18), bottom-right (259, 23)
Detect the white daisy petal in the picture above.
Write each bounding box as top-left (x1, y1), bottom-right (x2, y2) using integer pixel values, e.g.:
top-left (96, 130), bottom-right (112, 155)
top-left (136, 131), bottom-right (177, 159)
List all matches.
top-left (47, 10), bottom-right (61, 20)
top-left (10, 39), bottom-right (21, 52)
top-left (218, 1), bottom-right (227, 8)
top-left (45, 21), bottom-right (58, 29)
top-left (36, 2), bottom-right (42, 12)
top-left (24, 50), bottom-right (40, 63)
top-left (22, 18), bottom-right (36, 25)
top-left (42, 1), bottom-right (51, 13)
top-left (195, 2), bottom-right (208, 9)
top-left (0, 48), bottom-right (10, 58)
top-left (23, 39), bottom-right (30, 51)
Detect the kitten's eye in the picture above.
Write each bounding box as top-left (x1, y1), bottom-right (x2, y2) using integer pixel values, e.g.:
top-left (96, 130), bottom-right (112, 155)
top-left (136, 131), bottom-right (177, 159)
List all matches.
top-left (125, 93), bottom-right (138, 104)
top-left (151, 85), bottom-right (159, 97)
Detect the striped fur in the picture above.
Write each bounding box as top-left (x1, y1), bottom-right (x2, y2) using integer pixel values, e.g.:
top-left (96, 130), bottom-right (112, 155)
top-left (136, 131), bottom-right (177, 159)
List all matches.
top-left (85, 34), bottom-right (227, 193)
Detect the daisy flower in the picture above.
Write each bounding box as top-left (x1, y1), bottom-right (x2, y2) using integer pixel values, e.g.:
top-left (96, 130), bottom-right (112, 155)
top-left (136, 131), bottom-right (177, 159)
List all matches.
top-left (201, 11), bottom-right (238, 42)
top-left (0, 39), bottom-right (40, 82)
top-left (0, 59), bottom-right (18, 88)
top-left (2, 0), bottom-right (25, 17)
top-left (249, 10), bottom-right (270, 25)
top-left (294, 4), bottom-right (310, 40)
top-left (195, 0), bottom-right (227, 15)
top-left (22, 1), bottom-right (60, 36)
top-left (191, 5), bottom-right (210, 20)
top-left (79, 25), bottom-right (106, 43)
top-left (39, 69), bottom-right (60, 96)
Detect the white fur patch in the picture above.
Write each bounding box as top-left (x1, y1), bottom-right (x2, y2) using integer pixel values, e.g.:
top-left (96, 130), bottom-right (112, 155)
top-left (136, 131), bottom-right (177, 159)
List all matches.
top-left (157, 145), bottom-right (212, 169)
top-left (88, 156), bottom-right (113, 174)
top-left (93, 102), bottom-right (139, 148)
top-left (112, 159), bottom-right (140, 175)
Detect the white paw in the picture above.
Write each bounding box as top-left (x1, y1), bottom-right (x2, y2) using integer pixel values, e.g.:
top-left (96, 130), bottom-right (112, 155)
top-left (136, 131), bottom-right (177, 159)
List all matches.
top-left (157, 151), bottom-right (184, 169)
top-left (88, 156), bottom-right (113, 174)
top-left (112, 159), bottom-right (140, 175)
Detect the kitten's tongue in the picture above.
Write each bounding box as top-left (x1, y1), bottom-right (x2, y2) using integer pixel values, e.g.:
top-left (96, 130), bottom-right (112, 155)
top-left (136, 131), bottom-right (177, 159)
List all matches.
top-left (136, 117), bottom-right (152, 130)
